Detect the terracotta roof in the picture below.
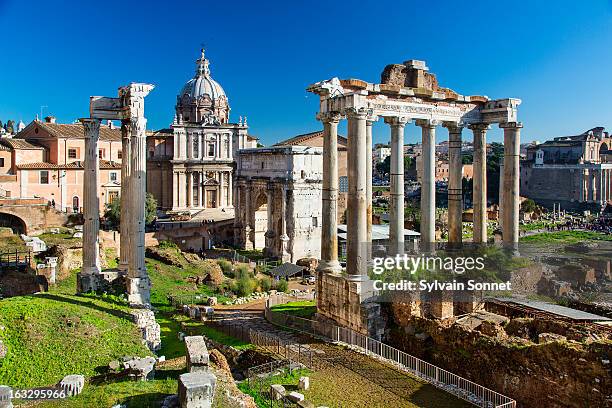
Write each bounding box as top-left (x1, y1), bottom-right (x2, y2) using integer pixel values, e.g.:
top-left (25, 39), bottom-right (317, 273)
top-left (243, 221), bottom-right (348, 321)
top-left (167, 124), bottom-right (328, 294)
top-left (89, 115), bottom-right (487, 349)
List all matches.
top-left (147, 128), bottom-right (173, 137)
top-left (34, 121), bottom-right (121, 141)
top-left (247, 134), bottom-right (259, 141)
top-left (274, 130), bottom-right (347, 147)
top-left (17, 160), bottom-right (121, 170)
top-left (0, 141), bottom-right (11, 151)
top-left (0, 138), bottom-right (45, 150)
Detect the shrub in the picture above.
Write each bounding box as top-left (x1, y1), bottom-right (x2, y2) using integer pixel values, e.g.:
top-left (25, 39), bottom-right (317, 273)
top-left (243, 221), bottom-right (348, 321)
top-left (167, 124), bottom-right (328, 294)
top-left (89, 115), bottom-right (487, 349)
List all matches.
top-left (275, 278), bottom-right (288, 293)
top-left (259, 277), bottom-right (272, 292)
top-left (158, 240), bottom-right (180, 251)
top-left (217, 259), bottom-right (233, 277)
top-left (235, 264), bottom-right (253, 280)
top-left (232, 274), bottom-right (257, 297)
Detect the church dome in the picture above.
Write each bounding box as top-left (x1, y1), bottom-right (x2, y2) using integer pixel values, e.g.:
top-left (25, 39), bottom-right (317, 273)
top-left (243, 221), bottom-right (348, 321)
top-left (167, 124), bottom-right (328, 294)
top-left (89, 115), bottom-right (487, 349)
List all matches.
top-left (175, 49), bottom-right (230, 125)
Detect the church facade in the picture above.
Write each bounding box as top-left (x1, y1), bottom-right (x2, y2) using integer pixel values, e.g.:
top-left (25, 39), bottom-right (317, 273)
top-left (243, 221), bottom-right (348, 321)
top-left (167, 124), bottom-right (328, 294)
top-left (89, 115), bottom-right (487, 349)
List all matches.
top-left (146, 50), bottom-right (257, 212)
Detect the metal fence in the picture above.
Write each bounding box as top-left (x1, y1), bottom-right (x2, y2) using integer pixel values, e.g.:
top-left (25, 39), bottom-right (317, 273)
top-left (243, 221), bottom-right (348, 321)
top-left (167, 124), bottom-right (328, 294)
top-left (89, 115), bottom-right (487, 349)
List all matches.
top-left (265, 295), bottom-right (516, 408)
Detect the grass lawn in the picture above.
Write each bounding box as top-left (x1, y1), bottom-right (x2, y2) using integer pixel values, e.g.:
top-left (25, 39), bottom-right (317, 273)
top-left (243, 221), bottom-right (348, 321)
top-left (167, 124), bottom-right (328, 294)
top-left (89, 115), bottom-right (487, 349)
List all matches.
top-left (270, 300), bottom-right (316, 319)
top-left (520, 230), bottom-right (612, 244)
top-left (238, 367), bottom-right (311, 407)
top-left (37, 232), bottom-right (81, 248)
top-left (0, 293), bottom-right (150, 389)
top-left (0, 233), bottom-right (27, 252)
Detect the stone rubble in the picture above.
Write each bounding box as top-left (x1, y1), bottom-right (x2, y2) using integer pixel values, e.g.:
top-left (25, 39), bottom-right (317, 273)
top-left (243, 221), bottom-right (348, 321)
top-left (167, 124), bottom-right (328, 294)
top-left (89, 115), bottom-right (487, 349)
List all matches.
top-left (0, 385), bottom-right (12, 408)
top-left (270, 384), bottom-right (285, 400)
top-left (130, 309), bottom-right (161, 351)
top-left (178, 371), bottom-right (217, 408)
top-left (298, 376), bottom-right (310, 391)
top-left (58, 374), bottom-right (85, 397)
top-left (122, 356), bottom-right (156, 381)
top-left (287, 391), bottom-right (305, 402)
top-left (185, 336), bottom-right (210, 373)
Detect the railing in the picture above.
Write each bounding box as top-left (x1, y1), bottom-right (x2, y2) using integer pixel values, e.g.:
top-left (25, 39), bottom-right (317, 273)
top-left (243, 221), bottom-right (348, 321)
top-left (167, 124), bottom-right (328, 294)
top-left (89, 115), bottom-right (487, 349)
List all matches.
top-left (0, 250), bottom-right (32, 270)
top-left (245, 359), bottom-right (302, 407)
top-left (265, 295), bottom-right (516, 408)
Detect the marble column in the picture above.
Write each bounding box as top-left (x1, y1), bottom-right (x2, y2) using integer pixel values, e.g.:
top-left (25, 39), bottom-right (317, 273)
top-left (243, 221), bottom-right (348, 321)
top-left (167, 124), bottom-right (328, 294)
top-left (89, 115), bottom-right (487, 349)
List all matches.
top-left (80, 118), bottom-right (101, 291)
top-left (499, 162), bottom-right (505, 233)
top-left (244, 185), bottom-right (254, 250)
top-left (119, 120), bottom-right (132, 272)
top-left (446, 123), bottom-right (463, 246)
top-left (187, 171), bottom-right (193, 208)
top-left (346, 108), bottom-right (369, 280)
top-left (179, 172), bottom-right (187, 208)
top-left (500, 122), bottom-right (522, 247)
top-left (385, 116), bottom-right (408, 254)
top-left (228, 174), bottom-right (233, 207)
top-left (591, 170), bottom-right (597, 202)
top-left (470, 123), bottom-right (489, 244)
top-left (264, 183), bottom-right (275, 256)
top-left (417, 120), bottom-right (438, 250)
top-left (366, 115), bottom-right (376, 261)
top-left (128, 115), bottom-right (151, 306)
top-left (317, 112), bottom-right (342, 273)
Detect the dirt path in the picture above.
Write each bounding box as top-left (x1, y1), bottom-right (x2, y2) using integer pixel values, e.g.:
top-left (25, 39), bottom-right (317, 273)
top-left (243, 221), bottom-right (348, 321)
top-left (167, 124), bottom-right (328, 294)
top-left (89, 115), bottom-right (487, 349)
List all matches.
top-left (213, 306), bottom-right (471, 408)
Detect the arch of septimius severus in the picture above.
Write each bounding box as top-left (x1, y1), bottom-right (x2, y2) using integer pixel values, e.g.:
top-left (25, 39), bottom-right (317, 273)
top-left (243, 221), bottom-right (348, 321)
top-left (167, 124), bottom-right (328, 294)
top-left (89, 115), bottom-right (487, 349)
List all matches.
top-left (308, 60), bottom-right (522, 334)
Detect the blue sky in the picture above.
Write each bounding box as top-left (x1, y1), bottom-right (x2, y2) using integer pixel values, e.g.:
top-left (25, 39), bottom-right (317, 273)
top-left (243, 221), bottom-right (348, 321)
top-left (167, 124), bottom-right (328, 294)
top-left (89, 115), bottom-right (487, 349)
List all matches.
top-left (1, 0), bottom-right (611, 146)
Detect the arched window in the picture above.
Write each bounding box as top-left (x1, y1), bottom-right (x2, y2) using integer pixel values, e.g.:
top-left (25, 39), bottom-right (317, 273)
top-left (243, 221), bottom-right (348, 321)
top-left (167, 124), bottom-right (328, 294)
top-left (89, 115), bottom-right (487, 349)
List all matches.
top-left (72, 196), bottom-right (80, 213)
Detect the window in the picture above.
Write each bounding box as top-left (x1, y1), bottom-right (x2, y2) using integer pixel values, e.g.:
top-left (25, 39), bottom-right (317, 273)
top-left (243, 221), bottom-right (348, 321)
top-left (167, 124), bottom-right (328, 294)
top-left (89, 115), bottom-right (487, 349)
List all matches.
top-left (98, 149), bottom-right (105, 159)
top-left (208, 142), bottom-right (215, 157)
top-left (339, 176), bottom-right (348, 193)
top-left (40, 170), bottom-right (49, 184)
top-left (312, 217), bottom-right (318, 227)
top-left (0, 158), bottom-right (4, 167)
top-left (110, 172), bottom-right (118, 182)
top-left (68, 148), bottom-right (78, 159)
top-left (117, 150), bottom-right (122, 159)
top-left (193, 136), bottom-right (199, 158)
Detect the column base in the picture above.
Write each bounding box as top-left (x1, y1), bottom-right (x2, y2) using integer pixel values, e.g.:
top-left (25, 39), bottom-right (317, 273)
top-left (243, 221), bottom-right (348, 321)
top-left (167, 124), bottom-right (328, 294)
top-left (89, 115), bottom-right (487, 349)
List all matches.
top-left (126, 276), bottom-right (152, 307)
top-left (82, 265), bottom-right (101, 276)
top-left (315, 271), bottom-right (384, 339)
top-left (76, 273), bottom-right (99, 293)
top-left (317, 259), bottom-right (342, 274)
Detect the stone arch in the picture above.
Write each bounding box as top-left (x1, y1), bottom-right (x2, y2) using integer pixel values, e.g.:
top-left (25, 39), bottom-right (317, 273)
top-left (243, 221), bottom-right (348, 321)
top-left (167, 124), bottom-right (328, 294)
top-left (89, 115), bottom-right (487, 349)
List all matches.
top-left (0, 211), bottom-right (28, 235)
top-left (252, 189), bottom-right (268, 250)
top-left (600, 142), bottom-right (609, 153)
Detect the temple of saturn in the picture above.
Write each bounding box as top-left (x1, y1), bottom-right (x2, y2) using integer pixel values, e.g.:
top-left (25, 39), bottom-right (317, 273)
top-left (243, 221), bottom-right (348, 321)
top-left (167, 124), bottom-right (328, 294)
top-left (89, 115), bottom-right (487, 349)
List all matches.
top-left (78, 83), bottom-right (154, 307)
top-left (308, 60), bottom-right (522, 335)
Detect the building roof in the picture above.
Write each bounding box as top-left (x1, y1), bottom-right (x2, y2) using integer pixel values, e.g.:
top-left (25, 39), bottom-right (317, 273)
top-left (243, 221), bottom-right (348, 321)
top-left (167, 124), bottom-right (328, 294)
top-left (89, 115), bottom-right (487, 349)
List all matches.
top-left (267, 262), bottom-right (305, 278)
top-left (495, 297), bottom-right (611, 322)
top-left (0, 138), bottom-right (45, 150)
top-left (0, 142), bottom-right (12, 151)
top-left (274, 130), bottom-right (347, 147)
top-left (26, 121), bottom-right (121, 141)
top-left (16, 160), bottom-right (121, 170)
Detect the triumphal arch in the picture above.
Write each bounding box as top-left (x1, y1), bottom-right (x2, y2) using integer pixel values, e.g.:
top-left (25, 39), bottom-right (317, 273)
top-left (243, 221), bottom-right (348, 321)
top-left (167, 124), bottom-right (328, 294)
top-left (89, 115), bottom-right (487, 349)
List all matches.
top-left (308, 60), bottom-right (522, 335)
top-left (234, 145), bottom-right (323, 262)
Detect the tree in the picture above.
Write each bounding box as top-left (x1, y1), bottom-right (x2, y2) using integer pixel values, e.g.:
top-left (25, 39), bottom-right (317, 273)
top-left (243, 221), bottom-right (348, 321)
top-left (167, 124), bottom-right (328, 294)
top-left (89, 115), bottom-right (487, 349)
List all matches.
top-left (104, 192), bottom-right (158, 229)
top-left (5, 120), bottom-right (14, 134)
top-left (376, 155), bottom-right (391, 175)
top-left (462, 153), bottom-right (473, 164)
top-left (521, 198), bottom-right (537, 213)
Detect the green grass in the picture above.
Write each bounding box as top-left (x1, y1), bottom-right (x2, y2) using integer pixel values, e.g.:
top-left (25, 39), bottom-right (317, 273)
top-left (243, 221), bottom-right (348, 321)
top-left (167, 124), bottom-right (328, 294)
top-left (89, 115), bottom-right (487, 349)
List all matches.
top-left (270, 300), bottom-right (316, 319)
top-left (146, 258), bottom-right (230, 312)
top-left (238, 368), bottom-right (311, 407)
top-left (520, 230), bottom-right (612, 244)
top-left (0, 233), bottom-right (26, 252)
top-left (0, 293), bottom-right (150, 388)
top-left (37, 232), bottom-right (82, 248)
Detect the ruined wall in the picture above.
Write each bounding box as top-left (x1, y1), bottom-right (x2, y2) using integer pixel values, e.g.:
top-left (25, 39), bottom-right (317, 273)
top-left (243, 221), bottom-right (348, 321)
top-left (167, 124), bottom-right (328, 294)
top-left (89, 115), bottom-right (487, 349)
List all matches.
top-left (384, 303), bottom-right (611, 408)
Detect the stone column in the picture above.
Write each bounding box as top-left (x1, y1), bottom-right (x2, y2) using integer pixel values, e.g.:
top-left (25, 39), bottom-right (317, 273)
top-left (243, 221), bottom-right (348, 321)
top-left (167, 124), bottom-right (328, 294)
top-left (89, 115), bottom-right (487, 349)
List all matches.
top-left (470, 123), bottom-right (489, 244)
top-left (219, 171), bottom-right (225, 208)
top-left (500, 122), bottom-right (522, 247)
top-left (228, 174), bottom-right (233, 207)
top-left (280, 184), bottom-right (290, 262)
top-left (445, 123), bottom-right (463, 246)
top-left (187, 171), bottom-right (193, 208)
top-left (591, 170), bottom-right (597, 202)
top-left (385, 116), bottom-right (408, 254)
top-left (127, 114), bottom-right (151, 306)
top-left (366, 115), bottom-right (377, 261)
top-left (119, 120), bottom-right (132, 271)
top-left (346, 107), bottom-right (369, 280)
top-left (417, 120), bottom-right (438, 250)
top-left (317, 112), bottom-right (342, 273)
top-left (264, 183), bottom-right (275, 257)
top-left (597, 169), bottom-right (603, 204)
top-left (80, 118), bottom-right (101, 292)
top-left (244, 185), bottom-right (254, 250)
top-left (499, 161), bottom-right (505, 233)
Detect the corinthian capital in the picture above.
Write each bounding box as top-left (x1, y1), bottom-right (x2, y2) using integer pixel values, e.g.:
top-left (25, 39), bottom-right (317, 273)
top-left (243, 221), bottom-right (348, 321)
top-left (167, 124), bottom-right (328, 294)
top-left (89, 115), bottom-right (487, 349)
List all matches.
top-left (80, 118), bottom-right (100, 138)
top-left (499, 121), bottom-right (523, 129)
top-left (468, 123), bottom-right (491, 132)
top-left (343, 107), bottom-right (371, 119)
top-left (442, 122), bottom-right (463, 134)
top-left (415, 119), bottom-right (441, 128)
top-left (316, 111), bottom-right (342, 124)
top-left (384, 116), bottom-right (410, 127)
top-left (130, 117), bottom-right (148, 136)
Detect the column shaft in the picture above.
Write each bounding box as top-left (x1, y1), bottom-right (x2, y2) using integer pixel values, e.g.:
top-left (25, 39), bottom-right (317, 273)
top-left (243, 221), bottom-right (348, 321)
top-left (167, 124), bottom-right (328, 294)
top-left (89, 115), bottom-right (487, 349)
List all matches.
top-left (386, 117), bottom-right (407, 254)
top-left (81, 119), bottom-right (101, 279)
top-left (471, 124), bottom-right (489, 244)
top-left (501, 122), bottom-right (522, 246)
top-left (119, 121), bottom-right (132, 271)
top-left (346, 108), bottom-right (368, 279)
top-left (128, 115), bottom-right (151, 305)
top-left (366, 117), bottom-right (375, 260)
top-left (418, 120), bottom-right (437, 248)
top-left (318, 113), bottom-right (341, 273)
top-left (447, 125), bottom-right (463, 245)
